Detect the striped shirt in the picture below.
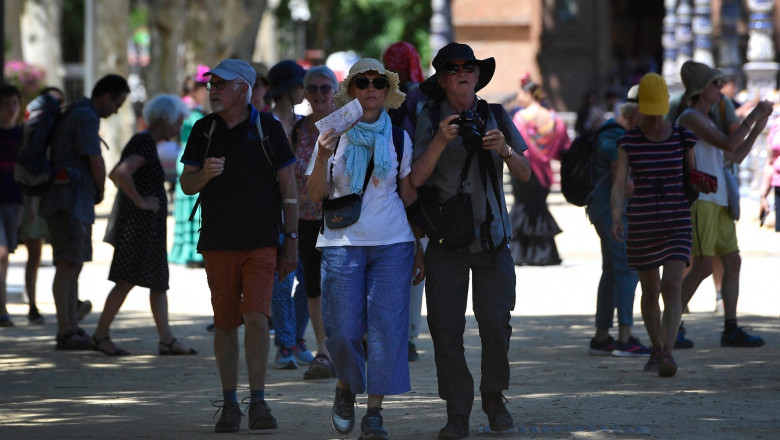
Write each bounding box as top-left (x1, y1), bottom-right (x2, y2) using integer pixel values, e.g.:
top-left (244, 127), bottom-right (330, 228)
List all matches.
top-left (618, 126), bottom-right (697, 269)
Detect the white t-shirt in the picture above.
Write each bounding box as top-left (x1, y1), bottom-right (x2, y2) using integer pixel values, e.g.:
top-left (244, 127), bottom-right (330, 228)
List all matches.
top-left (694, 137), bottom-right (728, 207)
top-left (678, 109), bottom-right (728, 207)
top-left (305, 132), bottom-right (415, 247)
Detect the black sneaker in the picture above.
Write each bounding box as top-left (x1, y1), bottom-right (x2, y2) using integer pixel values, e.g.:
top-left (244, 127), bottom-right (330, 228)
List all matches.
top-left (331, 386), bottom-right (356, 434)
top-left (246, 399), bottom-right (277, 430)
top-left (481, 392), bottom-right (515, 433)
top-left (77, 299), bottom-right (92, 321)
top-left (438, 414), bottom-right (469, 439)
top-left (359, 407), bottom-right (388, 440)
top-left (213, 401), bottom-right (242, 433)
top-left (27, 307), bottom-right (45, 324)
top-left (721, 327), bottom-right (765, 347)
top-left (55, 332), bottom-right (92, 350)
top-left (408, 340), bottom-right (420, 362)
top-left (587, 335), bottom-right (615, 356)
top-left (0, 314), bottom-right (14, 327)
top-left (674, 322), bottom-right (694, 349)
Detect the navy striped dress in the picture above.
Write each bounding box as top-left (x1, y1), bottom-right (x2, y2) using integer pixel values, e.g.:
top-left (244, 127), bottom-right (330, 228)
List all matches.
top-left (618, 126), bottom-right (697, 270)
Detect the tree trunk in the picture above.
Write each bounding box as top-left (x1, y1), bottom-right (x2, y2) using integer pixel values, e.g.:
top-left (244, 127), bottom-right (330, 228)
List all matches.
top-left (95, 0), bottom-right (132, 168)
top-left (145, 0), bottom-right (185, 96)
top-left (5, 0), bottom-right (23, 61)
top-left (20, 0), bottom-right (64, 88)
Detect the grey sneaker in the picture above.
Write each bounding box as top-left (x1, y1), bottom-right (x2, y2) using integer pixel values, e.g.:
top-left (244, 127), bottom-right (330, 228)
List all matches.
top-left (481, 392), bottom-right (514, 433)
top-left (246, 399), bottom-right (277, 430)
top-left (359, 407), bottom-right (388, 440)
top-left (213, 401), bottom-right (242, 433)
top-left (331, 386), bottom-right (356, 434)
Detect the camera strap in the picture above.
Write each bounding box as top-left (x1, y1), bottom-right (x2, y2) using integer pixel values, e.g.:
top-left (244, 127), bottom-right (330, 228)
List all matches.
top-left (476, 149), bottom-right (506, 263)
top-left (426, 99), bottom-right (509, 259)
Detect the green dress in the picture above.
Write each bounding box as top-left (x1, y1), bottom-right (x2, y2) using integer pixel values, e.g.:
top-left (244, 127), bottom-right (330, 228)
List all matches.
top-left (168, 107), bottom-right (205, 265)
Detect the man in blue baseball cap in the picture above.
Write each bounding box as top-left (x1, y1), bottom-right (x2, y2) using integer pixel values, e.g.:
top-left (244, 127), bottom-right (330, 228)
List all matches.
top-left (180, 58), bottom-right (298, 433)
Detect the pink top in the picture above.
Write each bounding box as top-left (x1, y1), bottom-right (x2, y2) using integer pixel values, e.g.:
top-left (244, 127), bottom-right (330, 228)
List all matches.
top-left (766, 120), bottom-right (780, 187)
top-left (512, 109), bottom-right (571, 188)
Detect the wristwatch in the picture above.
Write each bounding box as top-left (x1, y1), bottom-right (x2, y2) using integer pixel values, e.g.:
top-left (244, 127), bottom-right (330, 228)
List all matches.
top-left (284, 232), bottom-right (298, 240)
top-left (500, 147), bottom-right (513, 160)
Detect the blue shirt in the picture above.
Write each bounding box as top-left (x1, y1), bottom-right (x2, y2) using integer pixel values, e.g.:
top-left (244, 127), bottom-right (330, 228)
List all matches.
top-left (41, 98), bottom-right (103, 224)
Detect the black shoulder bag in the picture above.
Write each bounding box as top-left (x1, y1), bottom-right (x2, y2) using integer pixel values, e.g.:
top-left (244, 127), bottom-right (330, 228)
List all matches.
top-left (321, 142), bottom-right (374, 229)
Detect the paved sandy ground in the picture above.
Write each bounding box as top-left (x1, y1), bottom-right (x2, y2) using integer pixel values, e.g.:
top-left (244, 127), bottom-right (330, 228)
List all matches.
top-left (2, 194), bottom-right (779, 439)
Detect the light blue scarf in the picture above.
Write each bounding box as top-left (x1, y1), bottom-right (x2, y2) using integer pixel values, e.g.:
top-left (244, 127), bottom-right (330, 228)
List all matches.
top-left (344, 110), bottom-right (392, 194)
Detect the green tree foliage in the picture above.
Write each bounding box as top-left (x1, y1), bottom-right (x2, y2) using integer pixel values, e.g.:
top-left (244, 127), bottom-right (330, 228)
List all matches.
top-left (276, 0), bottom-right (432, 65)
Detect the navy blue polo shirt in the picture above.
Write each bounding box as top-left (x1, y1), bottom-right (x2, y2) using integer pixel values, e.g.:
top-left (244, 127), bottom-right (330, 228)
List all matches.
top-left (181, 105), bottom-right (295, 251)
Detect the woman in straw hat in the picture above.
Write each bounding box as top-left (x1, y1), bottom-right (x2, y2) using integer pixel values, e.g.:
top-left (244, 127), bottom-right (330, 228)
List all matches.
top-left (610, 73), bottom-right (706, 378)
top-left (306, 58), bottom-right (422, 440)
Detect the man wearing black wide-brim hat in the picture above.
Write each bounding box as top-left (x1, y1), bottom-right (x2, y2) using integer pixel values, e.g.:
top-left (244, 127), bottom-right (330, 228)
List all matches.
top-left (409, 42), bottom-right (532, 439)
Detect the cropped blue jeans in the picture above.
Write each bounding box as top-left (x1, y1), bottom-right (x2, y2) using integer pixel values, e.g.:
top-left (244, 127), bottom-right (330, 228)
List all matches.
top-left (321, 242), bottom-right (414, 395)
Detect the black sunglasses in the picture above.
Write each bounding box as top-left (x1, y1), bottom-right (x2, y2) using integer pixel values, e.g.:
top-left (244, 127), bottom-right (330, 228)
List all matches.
top-left (353, 77), bottom-right (388, 90)
top-left (444, 62), bottom-right (478, 75)
top-left (305, 84), bottom-right (333, 94)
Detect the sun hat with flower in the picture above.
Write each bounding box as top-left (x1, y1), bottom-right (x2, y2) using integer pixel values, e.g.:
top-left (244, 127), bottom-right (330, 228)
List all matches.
top-left (333, 58), bottom-right (406, 110)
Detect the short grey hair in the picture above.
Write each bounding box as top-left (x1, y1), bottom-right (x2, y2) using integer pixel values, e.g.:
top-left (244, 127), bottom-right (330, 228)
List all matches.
top-left (619, 101), bottom-right (639, 119)
top-left (304, 65), bottom-right (338, 90)
top-left (142, 94), bottom-right (190, 126)
top-left (235, 76), bottom-right (253, 105)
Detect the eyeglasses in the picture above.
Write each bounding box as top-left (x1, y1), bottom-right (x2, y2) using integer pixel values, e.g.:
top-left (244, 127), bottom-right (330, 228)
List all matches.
top-left (206, 81), bottom-right (241, 91)
top-left (353, 77), bottom-right (388, 90)
top-left (444, 62), bottom-right (478, 75)
top-left (305, 84), bottom-right (333, 95)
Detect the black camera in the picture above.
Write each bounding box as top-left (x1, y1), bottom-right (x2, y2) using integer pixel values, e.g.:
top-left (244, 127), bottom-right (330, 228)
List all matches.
top-left (450, 109), bottom-right (485, 153)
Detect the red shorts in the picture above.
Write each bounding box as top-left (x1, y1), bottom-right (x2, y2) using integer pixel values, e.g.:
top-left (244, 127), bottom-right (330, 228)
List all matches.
top-left (202, 247), bottom-right (277, 329)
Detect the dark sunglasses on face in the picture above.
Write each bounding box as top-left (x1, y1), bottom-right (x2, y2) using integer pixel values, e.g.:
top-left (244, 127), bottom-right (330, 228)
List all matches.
top-left (445, 62), bottom-right (478, 75)
top-left (353, 76), bottom-right (388, 90)
top-left (206, 81), bottom-right (240, 91)
top-left (305, 84), bottom-right (333, 94)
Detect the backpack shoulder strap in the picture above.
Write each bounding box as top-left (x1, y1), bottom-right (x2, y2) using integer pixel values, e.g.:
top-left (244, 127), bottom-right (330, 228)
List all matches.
top-left (487, 102), bottom-right (513, 142)
top-left (426, 100), bottom-right (440, 137)
top-left (188, 118), bottom-right (218, 222)
top-left (256, 113), bottom-right (278, 183)
top-left (392, 125), bottom-right (404, 176)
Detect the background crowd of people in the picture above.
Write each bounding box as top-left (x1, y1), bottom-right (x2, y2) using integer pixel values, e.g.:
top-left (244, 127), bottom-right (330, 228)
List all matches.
top-left (1, 39), bottom-right (777, 439)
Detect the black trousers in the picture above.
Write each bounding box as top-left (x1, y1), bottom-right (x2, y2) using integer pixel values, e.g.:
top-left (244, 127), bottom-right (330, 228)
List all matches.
top-left (424, 243), bottom-right (516, 416)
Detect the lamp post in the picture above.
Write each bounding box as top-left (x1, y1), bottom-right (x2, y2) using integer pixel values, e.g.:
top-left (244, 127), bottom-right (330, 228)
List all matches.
top-left (289, 0), bottom-right (311, 61)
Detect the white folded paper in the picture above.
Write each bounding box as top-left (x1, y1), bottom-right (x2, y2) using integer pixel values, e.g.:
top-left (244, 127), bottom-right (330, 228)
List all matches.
top-left (314, 98), bottom-right (363, 136)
